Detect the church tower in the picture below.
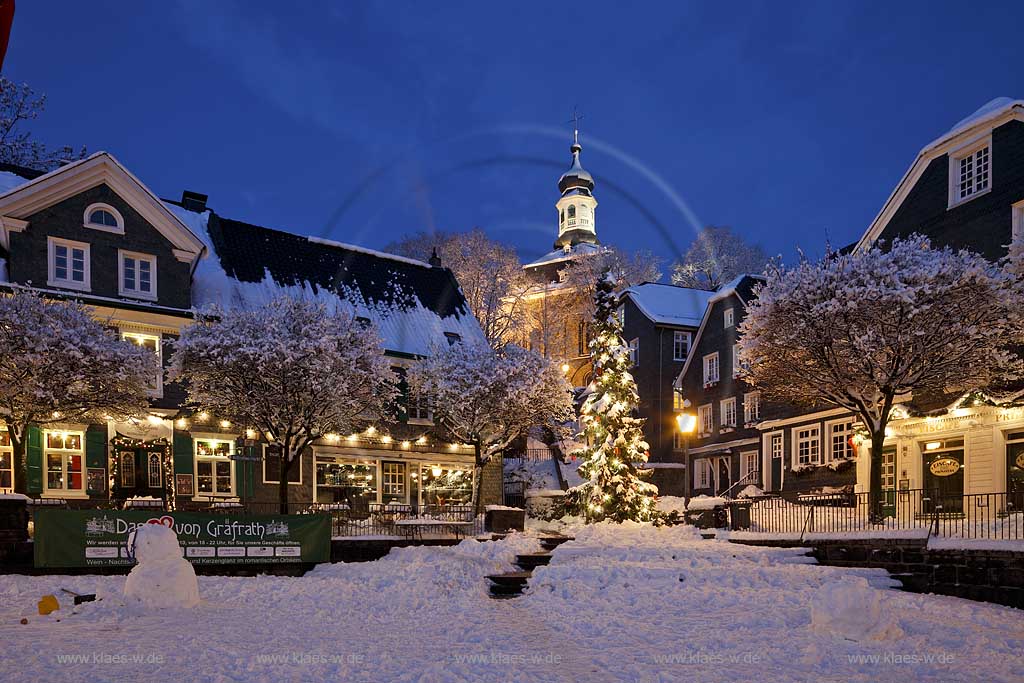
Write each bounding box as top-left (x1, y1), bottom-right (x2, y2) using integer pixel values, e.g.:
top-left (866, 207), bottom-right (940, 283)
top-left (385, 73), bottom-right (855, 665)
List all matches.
top-left (553, 127), bottom-right (600, 250)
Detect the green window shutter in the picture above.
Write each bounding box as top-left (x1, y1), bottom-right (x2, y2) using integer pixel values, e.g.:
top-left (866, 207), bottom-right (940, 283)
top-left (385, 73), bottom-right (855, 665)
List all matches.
top-left (26, 426), bottom-right (43, 494)
top-left (173, 429), bottom-right (193, 475)
top-left (236, 443), bottom-right (256, 498)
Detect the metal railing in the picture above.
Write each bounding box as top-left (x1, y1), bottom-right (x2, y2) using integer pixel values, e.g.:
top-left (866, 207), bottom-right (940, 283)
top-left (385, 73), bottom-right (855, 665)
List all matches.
top-left (718, 469), bottom-right (760, 499)
top-left (503, 448), bottom-right (554, 466)
top-left (739, 489), bottom-right (1023, 542)
top-left (503, 481), bottom-right (526, 509)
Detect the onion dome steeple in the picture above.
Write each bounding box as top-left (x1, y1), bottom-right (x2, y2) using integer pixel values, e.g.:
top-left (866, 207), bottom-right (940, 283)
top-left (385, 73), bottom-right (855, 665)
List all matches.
top-left (554, 114), bottom-right (599, 250)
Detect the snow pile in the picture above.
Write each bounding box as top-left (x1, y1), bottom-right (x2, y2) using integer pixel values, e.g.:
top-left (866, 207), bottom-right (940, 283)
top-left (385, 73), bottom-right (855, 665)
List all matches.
top-left (687, 495), bottom-right (729, 510)
top-left (736, 485), bottom-right (765, 498)
top-left (810, 578), bottom-right (904, 641)
top-left (124, 524), bottom-right (199, 609)
top-left (655, 496), bottom-right (687, 514)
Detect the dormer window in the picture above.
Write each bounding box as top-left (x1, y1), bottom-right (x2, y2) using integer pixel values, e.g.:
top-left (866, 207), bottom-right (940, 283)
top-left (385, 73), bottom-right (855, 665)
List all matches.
top-left (444, 332), bottom-right (461, 346)
top-left (949, 139), bottom-right (991, 207)
top-left (83, 203), bottom-right (124, 234)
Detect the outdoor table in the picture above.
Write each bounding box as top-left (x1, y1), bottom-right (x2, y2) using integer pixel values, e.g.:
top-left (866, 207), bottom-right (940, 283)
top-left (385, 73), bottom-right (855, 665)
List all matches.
top-left (395, 518), bottom-right (474, 540)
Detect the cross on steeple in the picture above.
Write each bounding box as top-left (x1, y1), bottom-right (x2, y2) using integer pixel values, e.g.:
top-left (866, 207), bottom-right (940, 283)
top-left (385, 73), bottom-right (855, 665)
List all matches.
top-left (567, 107), bottom-right (584, 146)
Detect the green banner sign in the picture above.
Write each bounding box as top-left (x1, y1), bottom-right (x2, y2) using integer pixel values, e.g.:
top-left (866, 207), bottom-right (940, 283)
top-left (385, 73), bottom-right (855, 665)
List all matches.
top-left (34, 510), bottom-right (331, 568)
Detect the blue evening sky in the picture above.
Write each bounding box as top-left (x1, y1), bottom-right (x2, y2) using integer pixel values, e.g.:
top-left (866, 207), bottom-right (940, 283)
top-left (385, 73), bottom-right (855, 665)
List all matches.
top-left (7, 1), bottom-right (1023, 269)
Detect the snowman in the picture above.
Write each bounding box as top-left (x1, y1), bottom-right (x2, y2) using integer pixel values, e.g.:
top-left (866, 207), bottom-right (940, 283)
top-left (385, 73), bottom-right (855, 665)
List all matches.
top-left (124, 521), bottom-right (200, 608)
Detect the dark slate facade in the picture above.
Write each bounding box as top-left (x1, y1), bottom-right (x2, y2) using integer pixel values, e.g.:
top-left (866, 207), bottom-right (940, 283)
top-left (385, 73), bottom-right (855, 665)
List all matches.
top-left (872, 119), bottom-right (1024, 259)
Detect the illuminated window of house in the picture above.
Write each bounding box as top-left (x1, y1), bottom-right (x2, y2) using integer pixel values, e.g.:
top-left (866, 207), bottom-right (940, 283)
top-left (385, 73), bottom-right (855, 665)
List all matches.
top-left (194, 438), bottom-right (235, 496)
top-left (44, 431), bottom-right (85, 494)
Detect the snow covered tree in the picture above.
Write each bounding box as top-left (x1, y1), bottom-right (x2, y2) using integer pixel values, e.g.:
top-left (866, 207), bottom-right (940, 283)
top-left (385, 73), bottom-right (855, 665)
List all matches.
top-left (408, 341), bottom-right (573, 511)
top-left (566, 272), bottom-right (659, 522)
top-left (0, 77), bottom-right (86, 171)
top-left (672, 226), bottom-right (768, 290)
top-left (170, 296), bottom-right (397, 512)
top-left (740, 236), bottom-right (1024, 519)
top-left (386, 228), bottom-right (532, 347)
top-left (0, 290), bottom-right (157, 493)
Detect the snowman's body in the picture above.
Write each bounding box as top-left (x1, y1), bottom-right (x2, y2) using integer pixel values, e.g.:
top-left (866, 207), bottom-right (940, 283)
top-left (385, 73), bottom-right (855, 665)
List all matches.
top-left (124, 523), bottom-right (200, 608)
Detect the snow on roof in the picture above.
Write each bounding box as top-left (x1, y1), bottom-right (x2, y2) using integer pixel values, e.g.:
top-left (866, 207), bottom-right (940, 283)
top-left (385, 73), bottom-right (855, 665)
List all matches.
top-left (0, 170), bottom-right (30, 195)
top-left (524, 242), bottom-right (603, 268)
top-left (929, 97), bottom-right (1024, 151)
top-left (620, 282), bottom-right (714, 326)
top-left (165, 203), bottom-right (485, 357)
top-left (307, 236), bottom-right (431, 268)
top-left (709, 274), bottom-right (764, 304)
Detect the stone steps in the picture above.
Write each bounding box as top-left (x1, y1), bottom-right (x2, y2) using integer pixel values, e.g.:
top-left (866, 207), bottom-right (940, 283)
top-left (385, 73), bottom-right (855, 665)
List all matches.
top-left (487, 536), bottom-right (574, 599)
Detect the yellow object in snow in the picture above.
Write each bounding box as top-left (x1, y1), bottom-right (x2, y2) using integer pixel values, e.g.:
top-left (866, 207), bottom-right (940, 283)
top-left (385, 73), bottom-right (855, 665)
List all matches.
top-left (37, 595), bottom-right (59, 615)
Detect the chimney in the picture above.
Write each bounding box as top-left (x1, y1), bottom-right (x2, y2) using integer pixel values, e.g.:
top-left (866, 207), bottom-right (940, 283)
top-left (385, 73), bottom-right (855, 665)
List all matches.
top-left (428, 247), bottom-right (442, 267)
top-left (181, 190), bottom-right (208, 213)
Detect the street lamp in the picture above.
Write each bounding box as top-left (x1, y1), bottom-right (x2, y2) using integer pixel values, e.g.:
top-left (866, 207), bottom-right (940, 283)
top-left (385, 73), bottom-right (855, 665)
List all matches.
top-left (561, 362), bottom-right (570, 374)
top-left (676, 413), bottom-right (697, 503)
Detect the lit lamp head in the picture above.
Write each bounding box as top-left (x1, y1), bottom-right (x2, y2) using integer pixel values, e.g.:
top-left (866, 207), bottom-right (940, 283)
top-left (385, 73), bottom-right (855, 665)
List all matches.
top-left (676, 413), bottom-right (697, 434)
top-left (561, 363), bottom-right (571, 374)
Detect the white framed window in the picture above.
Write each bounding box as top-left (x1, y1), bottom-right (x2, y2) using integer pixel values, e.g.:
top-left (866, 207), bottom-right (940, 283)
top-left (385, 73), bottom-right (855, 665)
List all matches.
top-left (672, 331), bottom-right (690, 361)
top-left (694, 459), bottom-right (710, 489)
top-left (703, 353), bottom-right (719, 384)
top-left (47, 237), bottom-right (90, 291)
top-left (83, 202), bottom-right (124, 234)
top-left (121, 331), bottom-right (163, 397)
top-left (949, 139), bottom-right (991, 207)
top-left (0, 430), bottom-right (12, 491)
top-left (194, 438), bottom-right (236, 496)
top-left (826, 419), bottom-right (856, 462)
top-left (744, 392), bottom-right (761, 424)
top-left (147, 452), bottom-right (162, 488)
top-left (721, 397), bottom-right (737, 428)
top-left (672, 431), bottom-right (684, 451)
top-left (724, 308), bottom-right (735, 328)
top-left (793, 425), bottom-right (821, 467)
top-left (628, 338), bottom-right (639, 366)
top-left (407, 389), bottom-right (433, 423)
top-left (119, 451), bottom-right (136, 488)
top-left (673, 390), bottom-right (685, 411)
top-left (698, 403), bottom-right (714, 436)
top-left (118, 250), bottom-right (157, 300)
top-left (43, 430), bottom-right (86, 495)
top-left (381, 461), bottom-right (406, 503)
top-left (1012, 200), bottom-right (1024, 244)
top-left (740, 450), bottom-right (759, 480)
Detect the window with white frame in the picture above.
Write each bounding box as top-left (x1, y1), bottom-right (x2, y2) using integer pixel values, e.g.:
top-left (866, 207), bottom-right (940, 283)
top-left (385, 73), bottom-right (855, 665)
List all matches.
top-left (744, 392), bottom-right (761, 424)
top-left (119, 451), bottom-right (136, 488)
top-left (47, 237), bottom-right (90, 290)
top-left (194, 438), bottom-right (235, 496)
top-left (672, 331), bottom-right (690, 361)
top-left (147, 452), bottom-right (162, 488)
top-left (44, 430), bottom-right (85, 494)
top-left (407, 389), bottom-right (433, 423)
top-left (83, 203), bottom-right (124, 233)
top-left (694, 459), bottom-right (710, 489)
top-left (672, 431), bottom-right (684, 451)
top-left (724, 308), bottom-right (735, 328)
top-left (262, 445), bottom-right (301, 484)
top-left (721, 397), bottom-right (737, 428)
top-left (381, 461), bottom-right (406, 503)
top-left (628, 338), bottom-right (639, 366)
top-left (769, 431), bottom-right (784, 461)
top-left (703, 353), bottom-right (719, 384)
top-left (121, 331), bottom-right (163, 396)
top-left (826, 419), bottom-right (855, 462)
top-left (118, 250), bottom-right (157, 300)
top-left (950, 141), bottom-right (991, 205)
top-left (0, 430), bottom-right (12, 491)
top-left (673, 390), bottom-right (685, 411)
top-left (793, 425), bottom-right (821, 467)
top-left (740, 450), bottom-right (759, 480)
top-left (698, 403), bottom-right (714, 436)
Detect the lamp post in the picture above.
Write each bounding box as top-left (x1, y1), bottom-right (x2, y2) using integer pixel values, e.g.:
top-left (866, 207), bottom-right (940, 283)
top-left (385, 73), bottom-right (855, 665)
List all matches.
top-left (676, 412), bottom-right (697, 503)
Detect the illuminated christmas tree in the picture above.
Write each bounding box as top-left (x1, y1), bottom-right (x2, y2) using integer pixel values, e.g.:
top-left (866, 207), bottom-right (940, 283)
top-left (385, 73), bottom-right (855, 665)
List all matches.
top-left (566, 271), bottom-right (658, 522)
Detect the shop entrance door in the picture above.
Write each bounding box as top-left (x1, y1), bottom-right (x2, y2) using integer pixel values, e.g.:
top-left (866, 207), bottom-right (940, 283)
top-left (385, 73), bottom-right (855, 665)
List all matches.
top-left (1005, 433), bottom-right (1024, 513)
top-left (922, 439), bottom-right (964, 514)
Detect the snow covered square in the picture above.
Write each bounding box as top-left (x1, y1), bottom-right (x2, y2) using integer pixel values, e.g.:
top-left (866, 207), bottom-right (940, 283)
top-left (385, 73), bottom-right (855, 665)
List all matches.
top-left (2, 523), bottom-right (1021, 683)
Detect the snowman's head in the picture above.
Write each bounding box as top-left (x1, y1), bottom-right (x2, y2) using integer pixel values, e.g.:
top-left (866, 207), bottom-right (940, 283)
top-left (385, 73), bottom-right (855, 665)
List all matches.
top-left (131, 522), bottom-right (182, 563)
